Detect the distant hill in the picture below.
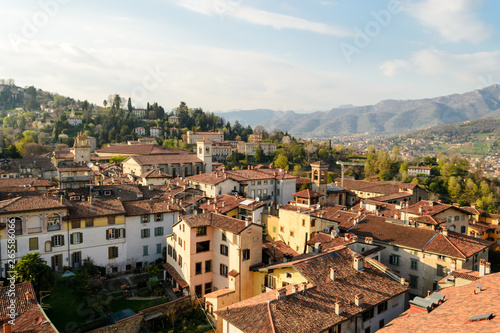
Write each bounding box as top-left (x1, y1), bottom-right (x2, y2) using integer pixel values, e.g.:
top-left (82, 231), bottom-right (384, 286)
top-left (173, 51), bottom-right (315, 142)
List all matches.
top-left (216, 85), bottom-right (500, 138)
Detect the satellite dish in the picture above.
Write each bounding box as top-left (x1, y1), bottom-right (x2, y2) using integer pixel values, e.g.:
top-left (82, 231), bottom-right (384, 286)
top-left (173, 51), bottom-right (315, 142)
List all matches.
top-left (256, 197), bottom-right (260, 202)
top-left (87, 162), bottom-right (94, 168)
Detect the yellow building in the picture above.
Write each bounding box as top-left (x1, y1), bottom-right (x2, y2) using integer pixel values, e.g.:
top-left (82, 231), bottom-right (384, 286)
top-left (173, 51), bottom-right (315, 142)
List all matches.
top-left (463, 205), bottom-right (500, 251)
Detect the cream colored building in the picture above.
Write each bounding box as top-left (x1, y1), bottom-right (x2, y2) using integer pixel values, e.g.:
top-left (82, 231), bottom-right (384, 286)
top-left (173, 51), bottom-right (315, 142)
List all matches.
top-left (236, 142), bottom-right (277, 156)
top-left (187, 131), bottom-right (224, 144)
top-left (165, 212), bottom-right (262, 306)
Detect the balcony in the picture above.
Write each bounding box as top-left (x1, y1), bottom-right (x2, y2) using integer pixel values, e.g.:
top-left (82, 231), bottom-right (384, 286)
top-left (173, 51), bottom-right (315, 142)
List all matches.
top-left (47, 224), bottom-right (61, 232)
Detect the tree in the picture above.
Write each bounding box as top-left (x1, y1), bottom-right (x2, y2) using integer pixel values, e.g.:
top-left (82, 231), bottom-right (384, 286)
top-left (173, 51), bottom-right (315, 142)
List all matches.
top-left (109, 155), bottom-right (126, 164)
top-left (448, 176), bottom-right (461, 199)
top-left (15, 253), bottom-right (55, 298)
top-left (254, 143), bottom-right (264, 163)
top-left (274, 154), bottom-right (289, 170)
top-left (127, 97), bottom-right (132, 112)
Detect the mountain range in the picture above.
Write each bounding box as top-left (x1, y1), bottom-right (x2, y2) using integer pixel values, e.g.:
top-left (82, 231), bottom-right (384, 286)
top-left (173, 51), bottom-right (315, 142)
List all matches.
top-left (215, 85), bottom-right (500, 138)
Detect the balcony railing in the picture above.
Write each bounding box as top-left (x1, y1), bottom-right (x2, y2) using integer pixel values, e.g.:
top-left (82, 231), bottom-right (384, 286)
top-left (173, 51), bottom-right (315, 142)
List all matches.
top-left (47, 224), bottom-right (61, 232)
top-left (28, 227), bottom-right (43, 234)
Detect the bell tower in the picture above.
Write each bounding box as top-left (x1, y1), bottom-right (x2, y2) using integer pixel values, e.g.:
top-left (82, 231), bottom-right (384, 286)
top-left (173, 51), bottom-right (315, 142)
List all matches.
top-left (73, 132), bottom-right (91, 164)
top-left (197, 140), bottom-right (212, 173)
top-left (310, 161), bottom-right (329, 199)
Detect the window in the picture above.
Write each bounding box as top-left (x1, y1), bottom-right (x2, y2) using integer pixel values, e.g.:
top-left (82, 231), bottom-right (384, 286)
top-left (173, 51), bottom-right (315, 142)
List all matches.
top-left (220, 264), bottom-right (228, 277)
top-left (156, 213), bottom-right (163, 222)
top-left (143, 245), bottom-right (149, 256)
top-left (52, 235), bottom-right (64, 247)
top-left (311, 219), bottom-right (316, 227)
top-left (178, 255), bottom-right (182, 266)
top-left (173, 249), bottom-right (177, 262)
top-left (108, 246), bottom-right (118, 259)
top-left (205, 260), bottom-right (211, 273)
top-left (437, 255), bottom-right (445, 261)
top-left (270, 180), bottom-right (274, 184)
top-left (107, 228), bottom-right (116, 239)
top-left (70, 232), bottom-right (83, 244)
top-left (257, 181), bottom-right (261, 185)
top-left (29, 237), bottom-right (38, 251)
top-left (280, 226), bottom-right (285, 232)
top-left (454, 215), bottom-right (459, 221)
top-left (290, 231), bottom-right (294, 237)
top-left (196, 241), bottom-right (210, 253)
top-left (155, 227), bottom-right (164, 236)
top-left (286, 272), bottom-right (292, 279)
top-left (104, 190), bottom-right (112, 196)
top-left (71, 220), bottom-right (81, 229)
top-left (392, 245), bottom-right (399, 252)
top-left (410, 259), bottom-right (418, 270)
top-left (196, 262), bottom-right (202, 275)
top-left (47, 213), bottom-right (61, 231)
top-left (362, 308), bottom-right (374, 321)
top-left (273, 227), bottom-right (276, 233)
top-left (142, 214), bottom-right (149, 223)
top-left (242, 249), bottom-right (250, 261)
top-left (108, 216), bottom-right (115, 225)
top-left (221, 233), bottom-right (227, 242)
top-left (377, 301), bottom-right (388, 314)
top-left (156, 244), bottom-right (162, 254)
top-left (141, 229), bottom-right (150, 238)
top-left (365, 328), bottom-right (371, 333)
top-left (302, 219), bottom-right (305, 227)
top-left (460, 226), bottom-right (466, 233)
top-left (251, 181), bottom-right (255, 185)
top-left (85, 219), bottom-right (94, 227)
top-left (178, 238), bottom-right (183, 247)
top-left (379, 319), bottom-right (385, 329)
top-left (409, 275), bottom-right (418, 289)
top-left (196, 226), bottom-right (207, 236)
top-left (205, 282), bottom-right (212, 294)
top-left (264, 274), bottom-right (275, 289)
top-left (436, 264), bottom-right (445, 277)
top-left (220, 244), bottom-right (228, 256)
top-left (389, 255), bottom-right (399, 266)
top-left (195, 285), bottom-right (202, 297)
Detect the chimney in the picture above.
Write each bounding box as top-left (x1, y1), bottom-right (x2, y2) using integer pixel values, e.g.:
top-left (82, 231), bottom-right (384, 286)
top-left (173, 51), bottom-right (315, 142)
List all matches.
top-left (442, 225), bottom-right (448, 236)
top-left (7, 193), bottom-right (13, 199)
top-left (60, 194), bottom-right (64, 205)
top-left (149, 184), bottom-right (154, 191)
top-left (344, 234), bottom-right (352, 241)
top-left (334, 301), bottom-right (344, 316)
top-left (331, 230), bottom-right (336, 238)
top-left (365, 237), bottom-right (373, 244)
top-left (89, 196), bottom-right (94, 205)
top-left (354, 294), bottom-right (364, 307)
top-left (471, 203), bottom-right (476, 208)
top-left (292, 284), bottom-right (299, 294)
top-left (486, 262), bottom-right (491, 275)
top-left (359, 200), bottom-right (364, 209)
top-left (245, 217), bottom-right (252, 227)
top-left (275, 287), bottom-right (287, 300)
top-left (330, 268), bottom-right (336, 282)
top-left (418, 207), bottom-right (423, 214)
top-left (3, 323), bottom-right (11, 333)
top-left (479, 259), bottom-right (486, 276)
top-left (475, 286), bottom-right (482, 294)
top-left (450, 259), bottom-right (456, 272)
top-left (353, 256), bottom-right (364, 271)
top-left (314, 242), bottom-right (322, 253)
top-left (298, 282), bottom-right (307, 294)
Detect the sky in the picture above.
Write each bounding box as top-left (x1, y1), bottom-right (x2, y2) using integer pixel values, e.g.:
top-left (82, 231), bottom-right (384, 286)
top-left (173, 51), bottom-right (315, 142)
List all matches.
top-left (1, 0), bottom-right (500, 113)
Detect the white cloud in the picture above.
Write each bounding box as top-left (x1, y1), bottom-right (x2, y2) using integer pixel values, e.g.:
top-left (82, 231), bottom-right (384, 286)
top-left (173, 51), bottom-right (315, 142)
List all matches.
top-left (173, 0), bottom-right (351, 37)
top-left (405, 0), bottom-right (491, 43)
top-left (380, 49), bottom-right (500, 85)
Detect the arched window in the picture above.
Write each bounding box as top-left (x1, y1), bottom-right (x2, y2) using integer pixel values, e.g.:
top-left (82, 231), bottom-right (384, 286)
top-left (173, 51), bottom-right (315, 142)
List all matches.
top-left (9, 217), bottom-right (23, 235)
top-left (45, 240), bottom-right (52, 252)
top-left (47, 213), bottom-right (61, 231)
top-left (26, 215), bottom-right (42, 234)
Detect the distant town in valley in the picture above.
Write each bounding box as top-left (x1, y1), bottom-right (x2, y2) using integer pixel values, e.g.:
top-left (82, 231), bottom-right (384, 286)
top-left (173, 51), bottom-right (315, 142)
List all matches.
top-left (1, 80), bottom-right (500, 332)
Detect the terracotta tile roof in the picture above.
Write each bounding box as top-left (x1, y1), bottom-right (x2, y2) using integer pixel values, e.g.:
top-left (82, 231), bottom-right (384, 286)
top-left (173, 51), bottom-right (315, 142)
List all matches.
top-left (180, 212), bottom-right (257, 234)
top-left (306, 232), bottom-right (353, 251)
top-left (53, 151), bottom-right (74, 159)
top-left (408, 166), bottom-right (431, 170)
top-left (450, 269), bottom-right (481, 281)
top-left (18, 154), bottom-right (57, 171)
top-left (327, 210), bottom-right (364, 229)
top-left (68, 198), bottom-right (126, 219)
top-left (295, 176), bottom-right (312, 185)
top-left (425, 231), bottom-right (492, 259)
top-left (163, 262), bottom-right (189, 289)
top-left (228, 270), bottom-right (239, 277)
top-left (0, 159), bottom-right (20, 174)
top-left (122, 199), bottom-right (181, 215)
top-left (406, 200), bottom-right (469, 216)
top-left (0, 282), bottom-right (37, 322)
top-left (141, 169), bottom-right (172, 178)
top-left (188, 168), bottom-right (295, 185)
top-left (218, 247), bottom-right (407, 333)
top-left (187, 171), bottom-right (232, 185)
top-left (468, 221), bottom-right (494, 233)
top-left (310, 161), bottom-right (329, 167)
top-left (1, 305), bottom-right (58, 332)
top-left (349, 215), bottom-right (492, 258)
top-left (380, 272), bottom-right (500, 333)
top-left (204, 288), bottom-right (235, 298)
top-left (127, 154), bottom-right (203, 167)
top-left (262, 241), bottom-right (299, 262)
top-left (199, 195), bottom-right (245, 214)
top-left (292, 189), bottom-right (323, 198)
top-left (57, 166), bottom-right (92, 172)
top-left (409, 215), bottom-right (445, 226)
top-left (311, 204), bottom-right (349, 221)
top-left (0, 195), bottom-right (66, 214)
top-left (370, 192), bottom-right (413, 202)
top-left (0, 177), bottom-right (56, 189)
top-left (96, 144), bottom-right (188, 155)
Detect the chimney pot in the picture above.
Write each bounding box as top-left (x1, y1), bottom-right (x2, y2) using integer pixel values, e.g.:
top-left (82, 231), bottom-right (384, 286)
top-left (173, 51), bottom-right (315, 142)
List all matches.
top-left (292, 284), bottom-right (299, 294)
top-left (330, 268), bottom-right (336, 282)
top-left (486, 262), bottom-right (491, 275)
top-left (365, 237), bottom-right (373, 244)
top-left (334, 301), bottom-right (344, 316)
top-left (442, 225), bottom-right (448, 236)
top-left (479, 259), bottom-right (486, 276)
top-left (353, 256), bottom-right (364, 271)
top-left (475, 286), bottom-right (482, 294)
top-left (355, 293), bottom-right (364, 307)
top-left (275, 287), bottom-right (287, 300)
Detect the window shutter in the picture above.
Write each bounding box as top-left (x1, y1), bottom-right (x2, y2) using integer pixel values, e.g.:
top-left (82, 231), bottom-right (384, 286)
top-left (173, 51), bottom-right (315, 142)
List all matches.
top-left (70, 234), bottom-right (74, 245)
top-left (61, 235), bottom-right (65, 246)
top-left (80, 232), bottom-right (83, 243)
top-left (51, 256), bottom-right (55, 270)
top-left (115, 247), bottom-right (118, 258)
top-left (51, 236), bottom-right (54, 247)
top-left (108, 247), bottom-right (112, 259)
top-left (220, 264), bottom-right (223, 276)
top-left (106, 229), bottom-right (109, 240)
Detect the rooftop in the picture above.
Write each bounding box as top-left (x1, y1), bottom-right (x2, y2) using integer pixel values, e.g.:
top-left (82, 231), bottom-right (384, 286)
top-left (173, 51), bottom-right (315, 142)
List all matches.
top-left (180, 212), bottom-right (259, 234)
